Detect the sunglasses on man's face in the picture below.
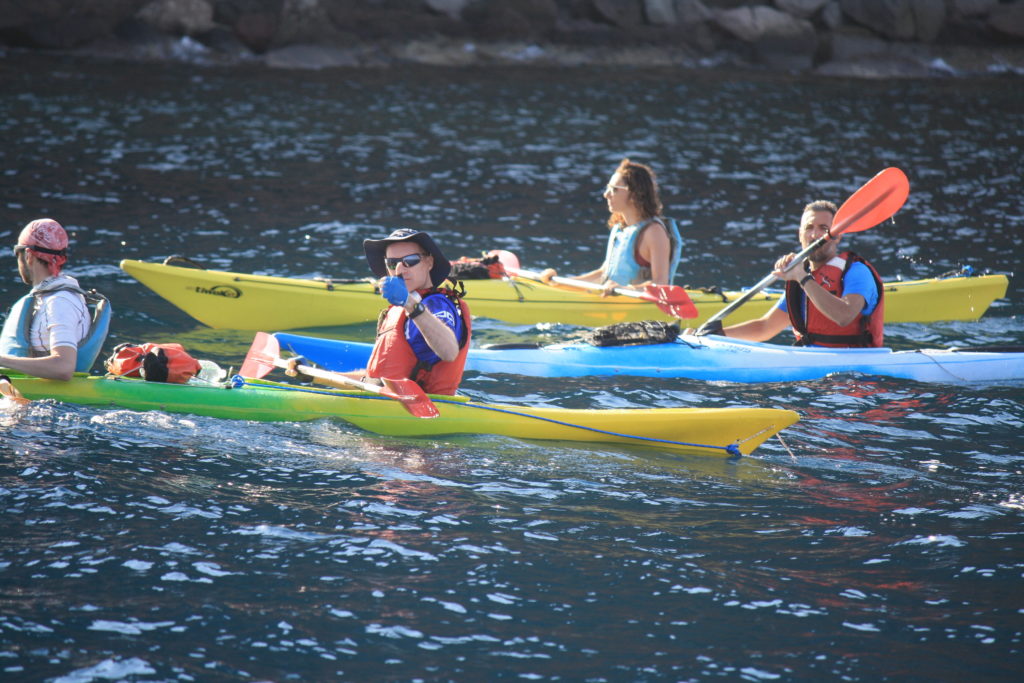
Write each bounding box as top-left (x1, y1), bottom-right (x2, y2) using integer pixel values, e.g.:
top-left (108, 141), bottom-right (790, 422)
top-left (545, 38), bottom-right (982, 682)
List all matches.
top-left (384, 253), bottom-right (427, 270)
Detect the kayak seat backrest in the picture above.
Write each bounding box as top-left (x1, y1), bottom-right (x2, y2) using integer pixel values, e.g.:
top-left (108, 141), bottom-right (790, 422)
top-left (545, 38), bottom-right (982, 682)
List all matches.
top-left (162, 255), bottom-right (206, 269)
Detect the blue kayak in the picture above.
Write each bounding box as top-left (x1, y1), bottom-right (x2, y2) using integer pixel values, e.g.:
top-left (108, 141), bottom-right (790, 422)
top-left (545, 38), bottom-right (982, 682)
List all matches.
top-left (274, 332), bottom-right (1024, 385)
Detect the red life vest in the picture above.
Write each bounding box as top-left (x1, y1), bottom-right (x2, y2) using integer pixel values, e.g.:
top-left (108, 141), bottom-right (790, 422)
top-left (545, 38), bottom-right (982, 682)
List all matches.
top-left (784, 251), bottom-right (885, 348)
top-left (365, 287), bottom-right (471, 396)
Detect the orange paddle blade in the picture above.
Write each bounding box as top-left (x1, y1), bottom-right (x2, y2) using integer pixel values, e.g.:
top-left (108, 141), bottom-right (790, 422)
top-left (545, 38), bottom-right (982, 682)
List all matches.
top-left (380, 377), bottom-right (441, 418)
top-left (832, 167), bottom-right (910, 236)
top-left (491, 249), bottom-right (520, 271)
top-left (641, 284), bottom-right (698, 319)
top-left (0, 377), bottom-right (29, 406)
top-left (240, 332), bottom-right (279, 379)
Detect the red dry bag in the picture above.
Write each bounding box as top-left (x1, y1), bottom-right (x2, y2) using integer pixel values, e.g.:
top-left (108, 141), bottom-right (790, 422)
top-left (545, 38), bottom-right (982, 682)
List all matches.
top-left (104, 342), bottom-right (201, 383)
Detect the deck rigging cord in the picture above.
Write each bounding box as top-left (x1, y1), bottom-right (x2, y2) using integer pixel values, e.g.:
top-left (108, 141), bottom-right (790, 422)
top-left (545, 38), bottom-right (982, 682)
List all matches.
top-left (231, 375), bottom-right (745, 457)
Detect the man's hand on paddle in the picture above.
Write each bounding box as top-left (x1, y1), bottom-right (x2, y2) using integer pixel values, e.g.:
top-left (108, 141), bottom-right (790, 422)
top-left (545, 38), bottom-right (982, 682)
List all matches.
top-left (772, 253), bottom-right (804, 282)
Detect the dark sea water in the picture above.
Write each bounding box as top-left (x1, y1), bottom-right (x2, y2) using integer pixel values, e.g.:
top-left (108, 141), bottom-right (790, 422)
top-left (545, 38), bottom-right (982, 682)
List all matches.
top-left (1, 52), bottom-right (1022, 681)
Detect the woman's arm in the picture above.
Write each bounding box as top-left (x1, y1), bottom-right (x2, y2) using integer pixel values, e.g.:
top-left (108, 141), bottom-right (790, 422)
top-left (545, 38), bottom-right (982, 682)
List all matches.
top-left (636, 221), bottom-right (672, 286)
top-left (540, 265), bottom-right (606, 284)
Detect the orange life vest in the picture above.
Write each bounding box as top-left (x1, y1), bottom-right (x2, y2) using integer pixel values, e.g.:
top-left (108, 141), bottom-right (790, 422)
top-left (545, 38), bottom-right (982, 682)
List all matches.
top-left (365, 288), bottom-right (471, 396)
top-left (784, 251), bottom-right (885, 348)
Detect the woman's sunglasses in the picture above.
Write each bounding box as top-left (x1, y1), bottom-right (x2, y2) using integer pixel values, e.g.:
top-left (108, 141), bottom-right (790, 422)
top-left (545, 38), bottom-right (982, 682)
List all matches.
top-left (384, 253), bottom-right (427, 269)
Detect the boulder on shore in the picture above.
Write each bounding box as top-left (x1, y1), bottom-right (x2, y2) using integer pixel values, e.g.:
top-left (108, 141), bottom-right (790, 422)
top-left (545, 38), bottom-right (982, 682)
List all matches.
top-left (0, 0), bottom-right (1020, 78)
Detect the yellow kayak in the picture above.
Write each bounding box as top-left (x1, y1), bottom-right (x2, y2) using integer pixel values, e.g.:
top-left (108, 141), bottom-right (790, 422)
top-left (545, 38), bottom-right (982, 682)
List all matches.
top-left (121, 259), bottom-right (1008, 330)
top-left (6, 374), bottom-right (799, 457)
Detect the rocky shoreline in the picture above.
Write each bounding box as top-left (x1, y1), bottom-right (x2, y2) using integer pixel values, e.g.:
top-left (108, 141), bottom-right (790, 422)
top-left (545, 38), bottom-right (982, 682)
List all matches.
top-left (2, 0), bottom-right (1023, 78)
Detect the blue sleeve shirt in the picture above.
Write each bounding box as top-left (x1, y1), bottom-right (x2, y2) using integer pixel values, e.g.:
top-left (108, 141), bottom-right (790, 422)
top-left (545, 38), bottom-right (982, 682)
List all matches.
top-left (775, 261), bottom-right (878, 315)
top-left (404, 293), bottom-right (464, 366)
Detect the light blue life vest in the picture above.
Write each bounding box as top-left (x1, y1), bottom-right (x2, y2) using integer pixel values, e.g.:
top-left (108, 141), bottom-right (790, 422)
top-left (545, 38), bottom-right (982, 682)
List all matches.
top-left (0, 286), bottom-right (112, 373)
top-left (602, 217), bottom-right (683, 286)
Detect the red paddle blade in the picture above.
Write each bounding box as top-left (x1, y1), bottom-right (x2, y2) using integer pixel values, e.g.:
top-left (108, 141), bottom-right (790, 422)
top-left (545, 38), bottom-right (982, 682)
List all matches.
top-left (832, 167), bottom-right (910, 236)
top-left (0, 378), bottom-right (29, 405)
top-left (490, 249), bottom-right (521, 271)
top-left (240, 332), bottom-right (279, 379)
top-left (642, 284), bottom-right (698, 319)
top-left (380, 377), bottom-right (441, 418)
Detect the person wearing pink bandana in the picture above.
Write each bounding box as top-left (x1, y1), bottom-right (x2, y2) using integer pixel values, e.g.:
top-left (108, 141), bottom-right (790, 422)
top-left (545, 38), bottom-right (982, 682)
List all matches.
top-left (0, 218), bottom-right (111, 380)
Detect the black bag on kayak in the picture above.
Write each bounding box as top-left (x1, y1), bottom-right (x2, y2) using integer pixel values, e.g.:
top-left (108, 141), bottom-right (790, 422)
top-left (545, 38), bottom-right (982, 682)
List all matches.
top-left (581, 320), bottom-right (680, 347)
top-left (449, 254), bottom-right (506, 280)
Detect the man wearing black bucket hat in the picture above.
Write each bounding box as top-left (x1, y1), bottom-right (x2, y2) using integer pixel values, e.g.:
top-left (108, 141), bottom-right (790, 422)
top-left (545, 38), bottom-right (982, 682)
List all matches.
top-left (290, 228), bottom-right (471, 395)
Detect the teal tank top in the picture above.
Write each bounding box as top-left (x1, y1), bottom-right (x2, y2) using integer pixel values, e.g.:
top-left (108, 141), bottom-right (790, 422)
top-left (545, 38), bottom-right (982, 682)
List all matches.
top-left (602, 217), bottom-right (683, 285)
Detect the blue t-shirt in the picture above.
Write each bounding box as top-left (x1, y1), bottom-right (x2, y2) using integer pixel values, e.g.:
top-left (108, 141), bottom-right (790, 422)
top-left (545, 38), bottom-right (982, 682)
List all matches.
top-left (404, 293), bottom-right (464, 365)
top-left (776, 261), bottom-right (878, 315)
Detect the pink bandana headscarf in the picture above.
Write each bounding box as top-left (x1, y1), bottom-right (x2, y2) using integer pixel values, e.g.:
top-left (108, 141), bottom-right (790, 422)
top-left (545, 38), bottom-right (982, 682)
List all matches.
top-left (18, 218), bottom-right (68, 276)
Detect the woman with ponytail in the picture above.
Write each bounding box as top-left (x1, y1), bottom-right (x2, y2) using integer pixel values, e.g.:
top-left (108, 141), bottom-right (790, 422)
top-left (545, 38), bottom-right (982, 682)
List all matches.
top-left (539, 158), bottom-right (683, 294)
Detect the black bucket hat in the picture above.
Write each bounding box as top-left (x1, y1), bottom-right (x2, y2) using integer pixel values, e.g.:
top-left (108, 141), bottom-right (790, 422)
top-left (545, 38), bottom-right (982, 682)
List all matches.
top-left (363, 228), bottom-right (451, 288)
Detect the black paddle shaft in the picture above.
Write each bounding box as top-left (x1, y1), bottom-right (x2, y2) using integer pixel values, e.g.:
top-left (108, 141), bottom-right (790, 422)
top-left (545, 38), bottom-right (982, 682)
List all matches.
top-left (696, 233), bottom-right (830, 332)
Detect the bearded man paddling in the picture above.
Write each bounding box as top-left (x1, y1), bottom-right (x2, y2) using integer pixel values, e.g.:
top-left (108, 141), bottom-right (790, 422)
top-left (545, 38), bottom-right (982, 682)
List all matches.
top-left (698, 201), bottom-right (884, 347)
